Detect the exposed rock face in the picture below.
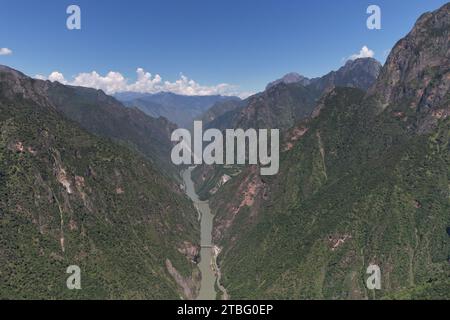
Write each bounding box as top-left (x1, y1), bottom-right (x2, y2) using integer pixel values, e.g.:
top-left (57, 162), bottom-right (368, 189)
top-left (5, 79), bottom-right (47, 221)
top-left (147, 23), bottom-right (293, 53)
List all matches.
top-left (211, 166), bottom-right (267, 245)
top-left (311, 58), bottom-right (382, 92)
top-left (368, 3), bottom-right (450, 133)
top-left (165, 259), bottom-right (201, 300)
top-left (178, 241), bottom-right (200, 263)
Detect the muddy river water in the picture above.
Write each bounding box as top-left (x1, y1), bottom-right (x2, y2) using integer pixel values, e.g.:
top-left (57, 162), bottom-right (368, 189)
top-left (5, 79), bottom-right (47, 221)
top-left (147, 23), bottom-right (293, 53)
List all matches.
top-left (182, 167), bottom-right (217, 300)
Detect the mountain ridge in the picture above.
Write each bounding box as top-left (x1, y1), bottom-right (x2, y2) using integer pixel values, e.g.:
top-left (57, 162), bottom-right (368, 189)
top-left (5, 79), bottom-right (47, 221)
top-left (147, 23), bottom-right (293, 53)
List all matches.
top-left (117, 91), bottom-right (241, 128)
top-left (199, 57), bottom-right (382, 137)
top-left (0, 65), bottom-right (179, 179)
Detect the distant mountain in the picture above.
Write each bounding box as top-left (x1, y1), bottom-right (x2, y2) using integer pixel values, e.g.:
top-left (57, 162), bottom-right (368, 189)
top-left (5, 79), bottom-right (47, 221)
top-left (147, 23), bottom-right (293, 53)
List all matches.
top-left (200, 99), bottom-right (246, 129)
top-left (113, 91), bottom-right (149, 102)
top-left (0, 65), bottom-right (200, 299)
top-left (267, 58), bottom-right (382, 93)
top-left (116, 92), bottom-right (241, 129)
top-left (204, 57), bottom-right (381, 132)
top-left (310, 57), bottom-right (382, 92)
top-left (266, 72), bottom-right (311, 90)
top-left (195, 3), bottom-right (450, 300)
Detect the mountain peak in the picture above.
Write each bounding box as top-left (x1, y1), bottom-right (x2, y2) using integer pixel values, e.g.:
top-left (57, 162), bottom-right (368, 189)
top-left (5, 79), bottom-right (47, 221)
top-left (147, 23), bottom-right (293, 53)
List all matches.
top-left (368, 2), bottom-right (449, 132)
top-left (344, 57), bottom-right (380, 68)
top-left (0, 65), bottom-right (29, 82)
top-left (266, 72), bottom-right (311, 90)
top-left (309, 57), bottom-right (382, 93)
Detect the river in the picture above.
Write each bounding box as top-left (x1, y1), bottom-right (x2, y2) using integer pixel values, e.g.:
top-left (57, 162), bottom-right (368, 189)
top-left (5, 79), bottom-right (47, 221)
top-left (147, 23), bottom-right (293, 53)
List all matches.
top-left (182, 167), bottom-right (218, 300)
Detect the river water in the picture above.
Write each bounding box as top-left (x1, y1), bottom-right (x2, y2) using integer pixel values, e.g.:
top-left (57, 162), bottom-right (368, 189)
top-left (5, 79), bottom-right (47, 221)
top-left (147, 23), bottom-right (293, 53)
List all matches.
top-left (182, 167), bottom-right (217, 300)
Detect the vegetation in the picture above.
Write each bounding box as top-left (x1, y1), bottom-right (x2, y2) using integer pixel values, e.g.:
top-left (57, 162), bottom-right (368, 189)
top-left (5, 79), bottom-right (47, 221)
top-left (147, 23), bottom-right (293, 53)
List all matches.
top-left (208, 88), bottom-right (449, 299)
top-left (0, 80), bottom-right (200, 299)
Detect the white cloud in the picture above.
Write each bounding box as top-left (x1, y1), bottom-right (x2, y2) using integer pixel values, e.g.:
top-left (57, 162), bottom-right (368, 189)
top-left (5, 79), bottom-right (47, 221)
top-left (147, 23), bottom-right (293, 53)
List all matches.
top-left (48, 71), bottom-right (67, 84)
top-left (348, 46), bottom-right (375, 60)
top-left (0, 48), bottom-right (12, 56)
top-left (35, 68), bottom-right (250, 98)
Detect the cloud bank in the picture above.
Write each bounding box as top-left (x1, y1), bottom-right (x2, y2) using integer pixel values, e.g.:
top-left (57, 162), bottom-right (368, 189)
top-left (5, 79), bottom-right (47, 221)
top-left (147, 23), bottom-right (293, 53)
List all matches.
top-left (0, 48), bottom-right (12, 56)
top-left (35, 68), bottom-right (250, 98)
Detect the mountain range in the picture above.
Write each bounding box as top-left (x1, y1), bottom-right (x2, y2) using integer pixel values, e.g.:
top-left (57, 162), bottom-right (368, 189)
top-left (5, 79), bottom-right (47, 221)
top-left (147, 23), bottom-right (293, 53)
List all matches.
top-left (0, 2), bottom-right (449, 301)
top-left (116, 92), bottom-right (240, 129)
top-left (267, 57), bottom-right (382, 92)
top-left (202, 57), bottom-right (381, 133)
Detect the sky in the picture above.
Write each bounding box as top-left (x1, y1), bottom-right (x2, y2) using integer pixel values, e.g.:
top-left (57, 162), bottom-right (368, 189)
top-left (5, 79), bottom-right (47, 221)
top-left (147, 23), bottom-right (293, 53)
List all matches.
top-left (0, 0), bottom-right (448, 97)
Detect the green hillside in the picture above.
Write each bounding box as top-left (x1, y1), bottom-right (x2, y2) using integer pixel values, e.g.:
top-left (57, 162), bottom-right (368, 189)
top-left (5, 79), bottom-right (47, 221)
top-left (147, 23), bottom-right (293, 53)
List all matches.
top-left (211, 88), bottom-right (449, 299)
top-left (0, 69), bottom-right (200, 299)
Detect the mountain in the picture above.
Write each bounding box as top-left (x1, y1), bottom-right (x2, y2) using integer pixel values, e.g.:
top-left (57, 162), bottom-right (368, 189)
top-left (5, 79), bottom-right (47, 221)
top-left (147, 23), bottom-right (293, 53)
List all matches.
top-left (0, 66), bottom-right (201, 299)
top-left (0, 69), bottom-right (179, 179)
top-left (368, 5), bottom-right (449, 134)
top-left (45, 83), bottom-right (178, 179)
top-left (203, 57), bottom-right (381, 132)
top-left (113, 92), bottom-right (149, 101)
top-left (266, 58), bottom-right (382, 92)
top-left (266, 72), bottom-right (311, 90)
top-left (116, 92), bottom-right (241, 129)
top-left (232, 82), bottom-right (321, 131)
top-left (310, 57), bottom-right (382, 92)
top-left (195, 3), bottom-right (450, 299)
top-left (200, 99), bottom-right (246, 129)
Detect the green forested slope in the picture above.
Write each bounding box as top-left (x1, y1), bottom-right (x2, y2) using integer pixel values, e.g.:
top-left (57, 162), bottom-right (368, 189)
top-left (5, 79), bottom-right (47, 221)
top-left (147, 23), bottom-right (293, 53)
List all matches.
top-left (212, 88), bottom-right (449, 299)
top-left (0, 69), bottom-right (200, 299)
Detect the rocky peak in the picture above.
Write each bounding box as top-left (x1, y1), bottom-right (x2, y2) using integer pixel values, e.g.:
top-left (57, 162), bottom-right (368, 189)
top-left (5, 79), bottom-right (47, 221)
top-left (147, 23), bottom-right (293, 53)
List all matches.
top-left (341, 58), bottom-right (382, 79)
top-left (368, 3), bottom-right (449, 132)
top-left (266, 72), bottom-right (311, 90)
top-left (0, 65), bottom-right (52, 107)
top-left (310, 57), bottom-right (382, 92)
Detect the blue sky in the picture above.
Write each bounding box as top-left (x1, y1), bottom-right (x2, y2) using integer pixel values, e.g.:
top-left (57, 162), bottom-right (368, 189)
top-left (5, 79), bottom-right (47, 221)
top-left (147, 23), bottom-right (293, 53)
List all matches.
top-left (0, 0), bottom-right (448, 96)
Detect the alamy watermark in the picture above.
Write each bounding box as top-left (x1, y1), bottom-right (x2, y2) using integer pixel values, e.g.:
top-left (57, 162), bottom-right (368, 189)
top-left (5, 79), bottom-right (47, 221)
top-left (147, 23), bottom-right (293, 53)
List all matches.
top-left (66, 5), bottom-right (81, 30)
top-left (366, 264), bottom-right (381, 290)
top-left (171, 121), bottom-right (280, 176)
top-left (66, 265), bottom-right (81, 290)
top-left (367, 5), bottom-right (381, 30)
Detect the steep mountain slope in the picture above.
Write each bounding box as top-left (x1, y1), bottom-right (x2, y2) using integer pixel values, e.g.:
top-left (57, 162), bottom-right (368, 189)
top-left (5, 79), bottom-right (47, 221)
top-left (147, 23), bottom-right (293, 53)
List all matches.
top-left (198, 82), bottom-right (320, 133)
top-left (118, 92), bottom-right (240, 129)
top-left (193, 59), bottom-right (382, 199)
top-left (200, 99), bottom-right (245, 129)
top-left (34, 80), bottom-right (178, 179)
top-left (205, 3), bottom-right (450, 299)
top-left (0, 67), bottom-right (200, 299)
top-left (368, 5), bottom-right (449, 134)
